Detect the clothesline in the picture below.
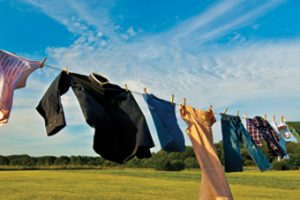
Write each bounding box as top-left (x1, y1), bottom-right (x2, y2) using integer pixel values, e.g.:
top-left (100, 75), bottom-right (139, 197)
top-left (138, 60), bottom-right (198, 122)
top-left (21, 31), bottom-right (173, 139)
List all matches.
top-left (43, 63), bottom-right (285, 121)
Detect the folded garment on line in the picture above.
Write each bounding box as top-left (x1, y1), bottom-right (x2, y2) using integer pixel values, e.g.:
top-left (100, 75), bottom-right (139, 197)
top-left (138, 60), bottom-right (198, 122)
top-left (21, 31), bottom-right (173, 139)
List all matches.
top-left (36, 71), bottom-right (155, 164)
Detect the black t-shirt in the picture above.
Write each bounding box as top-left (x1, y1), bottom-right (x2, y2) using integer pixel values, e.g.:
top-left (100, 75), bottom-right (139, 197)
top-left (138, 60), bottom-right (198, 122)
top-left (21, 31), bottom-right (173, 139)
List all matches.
top-left (36, 71), bottom-right (154, 163)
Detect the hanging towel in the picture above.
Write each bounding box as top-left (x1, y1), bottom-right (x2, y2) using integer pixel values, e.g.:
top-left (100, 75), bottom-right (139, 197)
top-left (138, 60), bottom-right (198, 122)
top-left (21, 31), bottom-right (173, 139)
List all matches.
top-left (0, 50), bottom-right (42, 125)
top-left (221, 114), bottom-right (270, 172)
top-left (36, 71), bottom-right (154, 164)
top-left (180, 105), bottom-right (233, 200)
top-left (246, 117), bottom-right (286, 159)
top-left (143, 93), bottom-right (185, 152)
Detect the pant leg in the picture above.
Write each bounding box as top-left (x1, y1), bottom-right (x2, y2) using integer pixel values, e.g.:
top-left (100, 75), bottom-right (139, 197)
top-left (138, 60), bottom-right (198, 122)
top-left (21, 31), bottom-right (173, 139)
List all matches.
top-left (221, 115), bottom-right (243, 172)
top-left (239, 122), bottom-right (271, 171)
top-left (278, 137), bottom-right (289, 159)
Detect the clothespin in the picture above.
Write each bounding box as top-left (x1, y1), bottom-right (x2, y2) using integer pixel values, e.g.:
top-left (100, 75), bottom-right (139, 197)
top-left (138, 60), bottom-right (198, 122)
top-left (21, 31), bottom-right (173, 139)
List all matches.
top-left (281, 116), bottom-right (286, 123)
top-left (209, 105), bottom-right (213, 111)
top-left (40, 57), bottom-right (47, 68)
top-left (236, 110), bottom-right (240, 116)
top-left (63, 66), bottom-right (69, 74)
top-left (125, 83), bottom-right (128, 92)
top-left (183, 97), bottom-right (186, 106)
top-left (223, 108), bottom-right (228, 114)
top-left (243, 113), bottom-right (249, 119)
top-left (272, 115), bottom-right (276, 122)
top-left (144, 87), bottom-right (147, 94)
top-left (263, 114), bottom-right (267, 120)
top-left (171, 94), bottom-right (174, 104)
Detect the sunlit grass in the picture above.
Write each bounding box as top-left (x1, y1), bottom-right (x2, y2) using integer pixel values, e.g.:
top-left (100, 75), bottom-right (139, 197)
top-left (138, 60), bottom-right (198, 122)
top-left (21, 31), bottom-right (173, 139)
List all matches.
top-left (0, 168), bottom-right (299, 200)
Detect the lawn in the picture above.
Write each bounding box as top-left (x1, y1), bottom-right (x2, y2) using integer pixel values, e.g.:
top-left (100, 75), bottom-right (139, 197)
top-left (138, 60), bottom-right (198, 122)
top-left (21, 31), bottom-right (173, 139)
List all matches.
top-left (0, 168), bottom-right (299, 200)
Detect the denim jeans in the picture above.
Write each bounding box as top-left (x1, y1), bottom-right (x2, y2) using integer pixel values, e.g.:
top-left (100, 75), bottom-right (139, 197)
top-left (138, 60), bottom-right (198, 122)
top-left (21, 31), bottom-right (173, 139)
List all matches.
top-left (221, 114), bottom-right (271, 172)
top-left (143, 94), bottom-right (185, 152)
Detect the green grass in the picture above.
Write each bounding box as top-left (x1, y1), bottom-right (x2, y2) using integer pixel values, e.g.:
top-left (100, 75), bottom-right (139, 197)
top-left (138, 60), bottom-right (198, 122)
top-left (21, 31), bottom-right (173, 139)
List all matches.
top-left (0, 169), bottom-right (299, 200)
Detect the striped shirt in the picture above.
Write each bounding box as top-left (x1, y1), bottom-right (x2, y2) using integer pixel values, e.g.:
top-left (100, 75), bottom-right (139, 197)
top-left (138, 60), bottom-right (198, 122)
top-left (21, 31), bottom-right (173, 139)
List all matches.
top-left (0, 50), bottom-right (42, 125)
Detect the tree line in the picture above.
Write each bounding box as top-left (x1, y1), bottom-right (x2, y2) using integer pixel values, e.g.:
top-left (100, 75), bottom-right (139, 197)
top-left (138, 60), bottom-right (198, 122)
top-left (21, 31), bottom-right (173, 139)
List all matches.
top-left (0, 142), bottom-right (299, 171)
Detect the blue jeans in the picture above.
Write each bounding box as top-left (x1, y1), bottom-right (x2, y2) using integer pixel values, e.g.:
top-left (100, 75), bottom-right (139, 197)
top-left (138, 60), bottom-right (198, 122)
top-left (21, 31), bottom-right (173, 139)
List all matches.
top-left (221, 114), bottom-right (271, 172)
top-left (143, 94), bottom-right (185, 152)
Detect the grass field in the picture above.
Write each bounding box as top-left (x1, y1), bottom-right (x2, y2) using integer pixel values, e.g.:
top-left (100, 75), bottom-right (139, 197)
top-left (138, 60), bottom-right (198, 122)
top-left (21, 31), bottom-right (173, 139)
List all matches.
top-left (0, 168), bottom-right (299, 200)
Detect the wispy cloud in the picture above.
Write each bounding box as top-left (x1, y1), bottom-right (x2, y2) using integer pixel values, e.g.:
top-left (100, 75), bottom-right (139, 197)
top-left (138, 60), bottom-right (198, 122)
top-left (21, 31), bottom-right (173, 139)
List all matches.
top-left (3, 0), bottom-right (299, 155)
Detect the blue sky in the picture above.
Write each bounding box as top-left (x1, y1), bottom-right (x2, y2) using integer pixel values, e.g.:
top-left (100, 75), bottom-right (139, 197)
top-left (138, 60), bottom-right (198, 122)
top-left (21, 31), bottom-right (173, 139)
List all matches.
top-left (1, 0), bottom-right (300, 156)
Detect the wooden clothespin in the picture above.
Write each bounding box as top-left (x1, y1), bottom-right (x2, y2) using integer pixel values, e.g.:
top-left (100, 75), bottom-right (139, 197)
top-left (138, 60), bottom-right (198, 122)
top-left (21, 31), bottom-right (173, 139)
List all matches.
top-left (223, 108), bottom-right (228, 114)
top-left (63, 66), bottom-right (69, 74)
top-left (237, 110), bottom-right (240, 117)
top-left (125, 83), bottom-right (128, 92)
top-left (281, 116), bottom-right (286, 123)
top-left (40, 57), bottom-right (47, 68)
top-left (144, 87), bottom-right (147, 94)
top-left (171, 94), bottom-right (174, 104)
top-left (183, 97), bottom-right (186, 106)
top-left (263, 114), bottom-right (267, 120)
top-left (272, 115), bottom-right (276, 122)
top-left (243, 113), bottom-right (249, 119)
top-left (209, 105), bottom-right (213, 111)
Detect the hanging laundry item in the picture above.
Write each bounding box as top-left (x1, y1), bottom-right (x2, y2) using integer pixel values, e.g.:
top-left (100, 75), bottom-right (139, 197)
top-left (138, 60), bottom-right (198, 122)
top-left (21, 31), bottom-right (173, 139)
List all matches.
top-left (270, 121), bottom-right (291, 159)
top-left (278, 122), bottom-right (298, 143)
top-left (36, 71), bottom-right (154, 164)
top-left (286, 121), bottom-right (300, 141)
top-left (221, 114), bottom-right (270, 172)
top-left (0, 50), bottom-right (43, 125)
top-left (180, 105), bottom-right (233, 200)
top-left (143, 93), bottom-right (185, 152)
top-left (246, 117), bottom-right (286, 159)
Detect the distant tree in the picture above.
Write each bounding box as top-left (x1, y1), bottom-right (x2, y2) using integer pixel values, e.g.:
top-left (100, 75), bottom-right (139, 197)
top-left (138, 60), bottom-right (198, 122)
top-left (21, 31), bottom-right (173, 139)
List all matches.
top-left (0, 156), bottom-right (8, 165)
top-left (170, 160), bottom-right (185, 171)
top-left (55, 156), bottom-right (70, 165)
top-left (36, 156), bottom-right (56, 166)
top-left (184, 157), bottom-right (198, 169)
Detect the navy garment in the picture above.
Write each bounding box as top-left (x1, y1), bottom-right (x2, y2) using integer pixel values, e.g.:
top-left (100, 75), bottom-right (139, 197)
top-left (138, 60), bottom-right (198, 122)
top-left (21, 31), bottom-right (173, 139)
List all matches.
top-left (143, 94), bottom-right (185, 152)
top-left (221, 114), bottom-right (271, 172)
top-left (36, 71), bottom-right (154, 164)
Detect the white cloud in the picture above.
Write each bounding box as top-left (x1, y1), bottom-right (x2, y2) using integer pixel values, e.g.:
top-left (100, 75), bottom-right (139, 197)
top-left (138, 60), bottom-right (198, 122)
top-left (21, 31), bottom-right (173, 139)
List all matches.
top-left (3, 0), bottom-right (299, 155)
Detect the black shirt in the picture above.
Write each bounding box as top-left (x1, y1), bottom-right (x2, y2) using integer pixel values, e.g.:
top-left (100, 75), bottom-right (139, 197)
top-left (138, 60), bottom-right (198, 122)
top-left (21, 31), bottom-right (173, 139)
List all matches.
top-left (36, 71), bottom-right (154, 163)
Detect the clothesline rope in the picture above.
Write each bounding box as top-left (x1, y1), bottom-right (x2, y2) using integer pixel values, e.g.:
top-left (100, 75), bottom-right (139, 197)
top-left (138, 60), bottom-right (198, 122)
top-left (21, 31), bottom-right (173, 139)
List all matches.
top-left (43, 64), bottom-right (284, 121)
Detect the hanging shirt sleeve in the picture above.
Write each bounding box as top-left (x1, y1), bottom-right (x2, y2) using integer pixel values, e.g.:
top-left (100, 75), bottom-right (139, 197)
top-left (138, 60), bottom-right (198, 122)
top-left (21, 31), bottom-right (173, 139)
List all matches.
top-left (36, 71), bottom-right (71, 136)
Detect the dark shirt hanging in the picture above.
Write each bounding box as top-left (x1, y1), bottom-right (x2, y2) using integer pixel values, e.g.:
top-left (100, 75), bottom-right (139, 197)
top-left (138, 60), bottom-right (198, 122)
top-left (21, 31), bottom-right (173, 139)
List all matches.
top-left (36, 71), bottom-right (154, 164)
